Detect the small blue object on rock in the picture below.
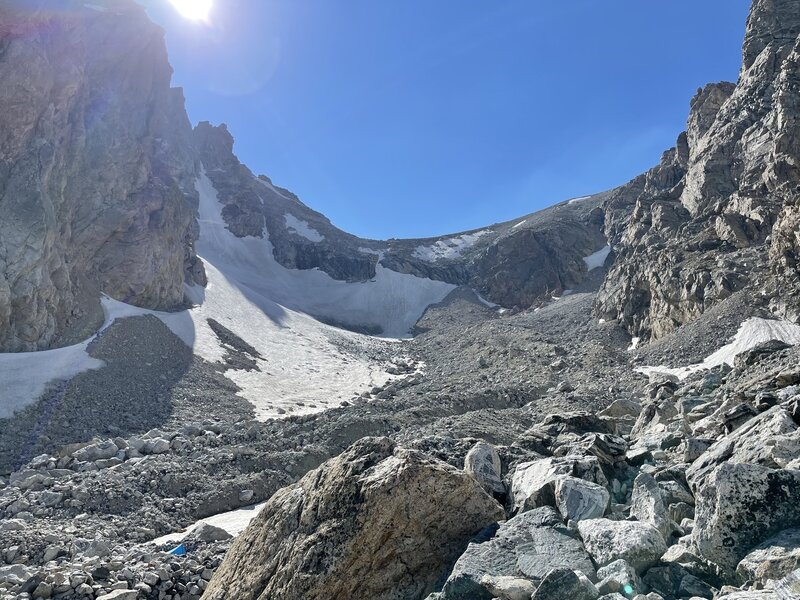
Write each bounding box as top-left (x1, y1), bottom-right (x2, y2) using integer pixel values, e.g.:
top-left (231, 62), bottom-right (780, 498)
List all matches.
top-left (169, 544), bottom-right (187, 556)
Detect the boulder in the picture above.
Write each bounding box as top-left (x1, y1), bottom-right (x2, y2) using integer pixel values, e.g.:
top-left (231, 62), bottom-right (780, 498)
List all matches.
top-left (190, 522), bottom-right (233, 543)
top-left (96, 591), bottom-right (140, 600)
top-left (630, 473), bottom-right (675, 541)
top-left (577, 518), bottom-right (667, 573)
top-left (692, 463), bottom-right (800, 576)
top-left (775, 569), bottom-right (800, 599)
top-left (511, 455), bottom-right (607, 513)
top-left (596, 560), bottom-right (642, 597)
top-left (736, 529), bottom-right (800, 586)
top-left (531, 568), bottom-right (599, 600)
top-left (478, 575), bottom-right (537, 600)
top-left (686, 407), bottom-right (800, 491)
top-left (554, 475), bottom-right (609, 521)
top-left (442, 507), bottom-right (596, 600)
top-left (205, 438), bottom-right (504, 600)
top-left (72, 440), bottom-right (119, 463)
top-left (464, 442), bottom-right (505, 496)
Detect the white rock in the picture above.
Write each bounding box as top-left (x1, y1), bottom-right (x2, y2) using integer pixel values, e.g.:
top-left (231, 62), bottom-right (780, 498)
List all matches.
top-left (511, 455), bottom-right (607, 513)
top-left (630, 473), bottom-right (675, 541)
top-left (479, 574), bottom-right (537, 600)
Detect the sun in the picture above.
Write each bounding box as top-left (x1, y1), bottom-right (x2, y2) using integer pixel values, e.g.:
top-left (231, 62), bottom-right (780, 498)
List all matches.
top-left (168, 0), bottom-right (213, 21)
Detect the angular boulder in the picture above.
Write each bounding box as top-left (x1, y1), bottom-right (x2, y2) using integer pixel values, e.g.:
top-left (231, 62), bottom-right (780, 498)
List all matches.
top-left (205, 437), bottom-right (504, 600)
top-left (692, 463), bottom-right (800, 576)
top-left (554, 475), bottom-right (609, 522)
top-left (464, 442), bottom-right (505, 496)
top-left (630, 473), bottom-right (675, 541)
top-left (736, 529), bottom-right (800, 586)
top-left (577, 518), bottom-right (667, 573)
top-left (686, 407), bottom-right (800, 491)
top-left (511, 455), bottom-right (607, 513)
top-left (442, 507), bottom-right (596, 600)
top-left (531, 568), bottom-right (599, 600)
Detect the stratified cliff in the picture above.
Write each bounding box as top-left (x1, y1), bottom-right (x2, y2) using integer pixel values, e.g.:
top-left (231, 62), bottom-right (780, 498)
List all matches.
top-left (0, 0), bottom-right (204, 352)
top-left (596, 0), bottom-right (800, 340)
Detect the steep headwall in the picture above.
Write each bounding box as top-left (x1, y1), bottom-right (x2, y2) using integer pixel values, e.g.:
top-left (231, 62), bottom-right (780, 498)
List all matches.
top-left (0, 0), bottom-right (204, 352)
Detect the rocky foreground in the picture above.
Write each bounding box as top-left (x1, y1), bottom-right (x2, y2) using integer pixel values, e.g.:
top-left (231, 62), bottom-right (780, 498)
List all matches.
top-left (2, 288), bottom-right (800, 599)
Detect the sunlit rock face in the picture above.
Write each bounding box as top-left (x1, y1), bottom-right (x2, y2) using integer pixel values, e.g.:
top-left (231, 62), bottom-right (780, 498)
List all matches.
top-left (0, 0), bottom-right (204, 352)
top-left (595, 0), bottom-right (800, 340)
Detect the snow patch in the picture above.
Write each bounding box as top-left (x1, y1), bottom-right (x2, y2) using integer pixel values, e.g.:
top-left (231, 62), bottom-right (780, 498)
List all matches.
top-left (628, 337), bottom-right (641, 351)
top-left (584, 245), bottom-right (611, 271)
top-left (637, 318), bottom-right (800, 381)
top-left (284, 213), bottom-right (324, 242)
top-left (412, 230), bottom-right (491, 262)
top-left (568, 196), bottom-right (591, 204)
top-left (513, 219), bottom-right (528, 229)
top-left (0, 296), bottom-right (172, 419)
top-left (152, 502), bottom-right (267, 546)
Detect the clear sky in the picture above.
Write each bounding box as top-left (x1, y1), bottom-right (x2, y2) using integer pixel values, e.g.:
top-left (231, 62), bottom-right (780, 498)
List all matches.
top-left (143, 0), bottom-right (751, 240)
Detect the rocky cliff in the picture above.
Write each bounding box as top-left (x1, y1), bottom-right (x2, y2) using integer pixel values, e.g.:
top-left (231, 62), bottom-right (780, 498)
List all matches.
top-left (0, 0), bottom-right (204, 352)
top-left (595, 0), bottom-right (800, 341)
top-left (194, 119), bottom-right (609, 313)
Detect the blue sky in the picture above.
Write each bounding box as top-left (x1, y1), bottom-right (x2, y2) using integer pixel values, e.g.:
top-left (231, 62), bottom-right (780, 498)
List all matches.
top-left (144, 0), bottom-right (751, 240)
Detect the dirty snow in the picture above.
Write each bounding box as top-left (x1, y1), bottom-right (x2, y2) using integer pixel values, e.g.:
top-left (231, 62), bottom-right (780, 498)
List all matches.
top-left (284, 213), bottom-right (324, 242)
top-left (637, 317), bottom-right (800, 381)
top-left (412, 230), bottom-right (490, 262)
top-left (0, 297), bottom-right (178, 419)
top-left (152, 502), bottom-right (267, 546)
top-left (583, 245), bottom-right (611, 271)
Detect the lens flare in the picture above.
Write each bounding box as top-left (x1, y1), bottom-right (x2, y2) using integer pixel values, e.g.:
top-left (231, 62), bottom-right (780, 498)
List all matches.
top-left (168, 0), bottom-right (212, 21)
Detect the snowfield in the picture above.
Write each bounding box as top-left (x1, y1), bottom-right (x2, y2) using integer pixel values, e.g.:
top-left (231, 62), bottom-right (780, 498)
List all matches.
top-left (584, 245), bottom-right (611, 271)
top-left (412, 230), bottom-right (490, 262)
top-left (0, 170), bottom-right (459, 420)
top-left (284, 213), bottom-right (324, 242)
top-left (637, 317), bottom-right (800, 381)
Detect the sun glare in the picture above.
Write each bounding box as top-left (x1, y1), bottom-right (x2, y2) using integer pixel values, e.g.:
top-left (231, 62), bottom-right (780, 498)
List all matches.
top-left (169, 0), bottom-right (212, 21)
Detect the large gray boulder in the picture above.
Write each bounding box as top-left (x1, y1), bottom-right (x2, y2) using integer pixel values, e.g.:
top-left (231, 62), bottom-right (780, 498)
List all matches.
top-left (530, 568), bottom-right (599, 600)
top-left (554, 475), bottom-right (609, 522)
top-left (630, 473), bottom-right (675, 541)
top-left (442, 507), bottom-right (596, 600)
top-left (577, 518), bottom-right (667, 573)
top-left (736, 529), bottom-right (800, 586)
top-left (205, 438), bottom-right (504, 600)
top-left (692, 463), bottom-right (800, 576)
top-left (686, 407), bottom-right (800, 492)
